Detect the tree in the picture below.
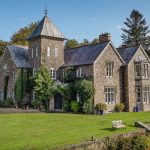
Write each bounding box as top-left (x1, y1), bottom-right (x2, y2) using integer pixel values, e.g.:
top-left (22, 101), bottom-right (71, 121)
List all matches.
top-left (65, 39), bottom-right (79, 49)
top-left (10, 22), bottom-right (38, 46)
top-left (121, 9), bottom-right (150, 50)
top-left (91, 38), bottom-right (99, 44)
top-left (0, 40), bottom-right (7, 57)
top-left (80, 38), bottom-right (89, 46)
top-left (33, 66), bottom-right (54, 111)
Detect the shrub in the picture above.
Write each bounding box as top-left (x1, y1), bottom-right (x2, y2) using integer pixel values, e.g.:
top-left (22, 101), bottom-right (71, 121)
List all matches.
top-left (63, 100), bottom-right (70, 112)
top-left (31, 99), bottom-right (42, 110)
top-left (114, 103), bottom-right (125, 112)
top-left (0, 98), bottom-right (15, 108)
top-left (95, 103), bottom-right (107, 111)
top-left (70, 101), bottom-right (80, 113)
top-left (83, 101), bottom-right (93, 114)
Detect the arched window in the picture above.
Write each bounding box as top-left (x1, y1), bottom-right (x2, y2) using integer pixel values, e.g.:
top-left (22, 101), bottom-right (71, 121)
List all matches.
top-left (55, 48), bottom-right (58, 57)
top-left (50, 68), bottom-right (56, 80)
top-left (32, 48), bottom-right (34, 58)
top-left (47, 47), bottom-right (51, 57)
top-left (36, 47), bottom-right (38, 58)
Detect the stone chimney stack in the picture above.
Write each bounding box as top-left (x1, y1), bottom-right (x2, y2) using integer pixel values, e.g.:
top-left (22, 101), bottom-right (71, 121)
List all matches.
top-left (99, 33), bottom-right (111, 43)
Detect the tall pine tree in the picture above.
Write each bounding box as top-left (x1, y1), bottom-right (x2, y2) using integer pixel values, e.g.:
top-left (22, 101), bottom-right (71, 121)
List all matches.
top-left (121, 9), bottom-right (150, 50)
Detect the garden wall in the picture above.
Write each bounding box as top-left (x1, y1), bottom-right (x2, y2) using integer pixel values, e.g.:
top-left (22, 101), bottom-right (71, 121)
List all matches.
top-left (59, 129), bottom-right (149, 150)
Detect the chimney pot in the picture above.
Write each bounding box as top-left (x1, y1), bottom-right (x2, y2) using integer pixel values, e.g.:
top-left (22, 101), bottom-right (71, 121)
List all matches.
top-left (99, 33), bottom-right (111, 43)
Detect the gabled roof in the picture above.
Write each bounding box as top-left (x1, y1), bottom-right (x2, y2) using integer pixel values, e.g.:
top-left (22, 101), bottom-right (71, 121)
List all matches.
top-left (63, 41), bottom-right (109, 66)
top-left (117, 46), bottom-right (139, 64)
top-left (7, 45), bottom-right (31, 68)
top-left (28, 15), bottom-right (65, 40)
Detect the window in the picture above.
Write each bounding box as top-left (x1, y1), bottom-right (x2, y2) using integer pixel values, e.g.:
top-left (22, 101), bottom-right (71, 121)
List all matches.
top-left (143, 64), bottom-right (149, 79)
top-left (135, 86), bottom-right (142, 102)
top-left (3, 64), bottom-right (7, 70)
top-left (55, 48), bottom-right (58, 57)
top-left (50, 68), bottom-right (56, 80)
top-left (76, 68), bottom-right (82, 77)
top-left (33, 92), bottom-right (35, 100)
top-left (0, 91), bottom-right (4, 101)
top-left (105, 87), bottom-right (116, 104)
top-left (33, 68), bottom-right (37, 76)
top-left (106, 61), bottom-right (113, 77)
top-left (13, 72), bottom-right (16, 83)
top-left (135, 63), bottom-right (141, 78)
top-left (32, 48), bottom-right (34, 58)
top-left (47, 47), bottom-right (51, 57)
top-left (36, 47), bottom-right (38, 58)
top-left (143, 86), bottom-right (150, 103)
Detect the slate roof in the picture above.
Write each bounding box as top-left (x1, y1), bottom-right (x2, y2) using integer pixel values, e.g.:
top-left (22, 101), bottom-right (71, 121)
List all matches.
top-left (117, 46), bottom-right (139, 64)
top-left (63, 42), bottom-right (109, 66)
top-left (7, 45), bottom-right (31, 68)
top-left (28, 15), bottom-right (65, 40)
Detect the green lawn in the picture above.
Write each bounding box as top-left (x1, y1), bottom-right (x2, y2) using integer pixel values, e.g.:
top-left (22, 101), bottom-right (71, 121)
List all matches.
top-left (0, 112), bottom-right (150, 150)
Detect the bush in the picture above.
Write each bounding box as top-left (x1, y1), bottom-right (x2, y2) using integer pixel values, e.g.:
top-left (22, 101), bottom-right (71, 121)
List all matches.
top-left (31, 99), bottom-right (42, 110)
top-left (114, 103), bottom-right (125, 112)
top-left (0, 98), bottom-right (15, 108)
top-left (70, 101), bottom-right (80, 113)
top-left (63, 100), bottom-right (70, 112)
top-left (95, 103), bottom-right (107, 111)
top-left (83, 101), bottom-right (93, 114)
top-left (107, 135), bottom-right (149, 150)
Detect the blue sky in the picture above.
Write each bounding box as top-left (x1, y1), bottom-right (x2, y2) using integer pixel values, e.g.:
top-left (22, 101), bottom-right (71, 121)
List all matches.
top-left (0, 0), bottom-right (150, 46)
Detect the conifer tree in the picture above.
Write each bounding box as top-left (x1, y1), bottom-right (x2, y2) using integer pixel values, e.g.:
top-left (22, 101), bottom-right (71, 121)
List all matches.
top-left (121, 9), bottom-right (150, 50)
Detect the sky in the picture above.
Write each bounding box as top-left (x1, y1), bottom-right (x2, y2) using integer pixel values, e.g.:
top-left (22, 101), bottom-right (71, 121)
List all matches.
top-left (0, 0), bottom-right (150, 46)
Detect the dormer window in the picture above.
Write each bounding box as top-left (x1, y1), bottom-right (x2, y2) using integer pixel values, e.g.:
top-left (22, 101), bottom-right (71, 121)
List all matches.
top-left (36, 47), bottom-right (38, 58)
top-left (50, 68), bottom-right (56, 80)
top-left (47, 47), bottom-right (51, 57)
top-left (106, 61), bottom-right (113, 77)
top-left (55, 48), bottom-right (58, 57)
top-left (32, 48), bottom-right (34, 58)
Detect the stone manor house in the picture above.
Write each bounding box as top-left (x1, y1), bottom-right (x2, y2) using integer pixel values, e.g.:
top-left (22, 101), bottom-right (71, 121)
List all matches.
top-left (0, 13), bottom-right (150, 112)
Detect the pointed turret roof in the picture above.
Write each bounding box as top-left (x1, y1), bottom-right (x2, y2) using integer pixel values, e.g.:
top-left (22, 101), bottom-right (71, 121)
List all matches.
top-left (28, 15), bottom-right (65, 40)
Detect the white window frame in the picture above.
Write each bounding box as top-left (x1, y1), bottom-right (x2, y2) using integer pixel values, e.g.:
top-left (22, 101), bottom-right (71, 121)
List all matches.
top-left (35, 47), bottom-right (38, 58)
top-left (55, 47), bottom-right (58, 57)
top-left (50, 68), bottom-right (56, 80)
top-left (47, 47), bottom-right (51, 57)
top-left (3, 64), bottom-right (7, 70)
top-left (135, 86), bottom-right (142, 103)
top-left (106, 61), bottom-right (113, 77)
top-left (32, 48), bottom-right (34, 58)
top-left (76, 68), bottom-right (82, 77)
top-left (143, 63), bottom-right (149, 79)
top-left (143, 86), bottom-right (150, 103)
top-left (105, 87), bottom-right (116, 104)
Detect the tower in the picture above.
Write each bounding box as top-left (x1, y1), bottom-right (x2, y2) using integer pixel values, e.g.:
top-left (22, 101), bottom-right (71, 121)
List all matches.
top-left (27, 10), bottom-right (65, 80)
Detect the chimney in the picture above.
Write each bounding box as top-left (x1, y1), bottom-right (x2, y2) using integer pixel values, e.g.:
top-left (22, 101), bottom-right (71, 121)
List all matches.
top-left (99, 32), bottom-right (111, 43)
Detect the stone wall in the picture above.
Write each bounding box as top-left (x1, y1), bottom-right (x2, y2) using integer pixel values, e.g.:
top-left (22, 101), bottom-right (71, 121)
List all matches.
top-left (59, 130), bottom-right (148, 150)
top-left (93, 44), bottom-right (123, 111)
top-left (0, 48), bottom-right (19, 100)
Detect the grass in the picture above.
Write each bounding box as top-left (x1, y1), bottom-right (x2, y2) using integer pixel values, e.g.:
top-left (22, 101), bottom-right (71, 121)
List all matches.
top-left (0, 112), bottom-right (150, 150)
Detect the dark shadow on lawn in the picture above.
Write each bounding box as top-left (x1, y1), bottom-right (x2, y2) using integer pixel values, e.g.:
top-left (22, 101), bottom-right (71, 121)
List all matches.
top-left (101, 128), bottom-right (114, 131)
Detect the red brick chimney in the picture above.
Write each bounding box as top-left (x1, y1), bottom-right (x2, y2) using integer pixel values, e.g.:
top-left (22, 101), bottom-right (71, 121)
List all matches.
top-left (99, 33), bottom-right (111, 43)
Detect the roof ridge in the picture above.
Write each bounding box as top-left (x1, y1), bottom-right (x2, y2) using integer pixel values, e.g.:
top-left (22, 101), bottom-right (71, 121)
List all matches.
top-left (65, 41), bottom-right (109, 51)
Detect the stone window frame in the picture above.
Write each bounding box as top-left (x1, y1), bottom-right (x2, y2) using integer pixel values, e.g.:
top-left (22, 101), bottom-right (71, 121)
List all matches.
top-left (3, 64), bottom-right (7, 70)
top-left (143, 63), bottom-right (149, 79)
top-left (50, 68), bottom-right (56, 80)
top-left (104, 86), bottom-right (116, 104)
top-left (143, 86), bottom-right (150, 104)
top-left (135, 86), bottom-right (142, 103)
top-left (76, 68), bottom-right (83, 78)
top-left (106, 61), bottom-right (114, 78)
top-left (47, 47), bottom-right (51, 57)
top-left (13, 71), bottom-right (16, 83)
top-left (55, 47), bottom-right (58, 57)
